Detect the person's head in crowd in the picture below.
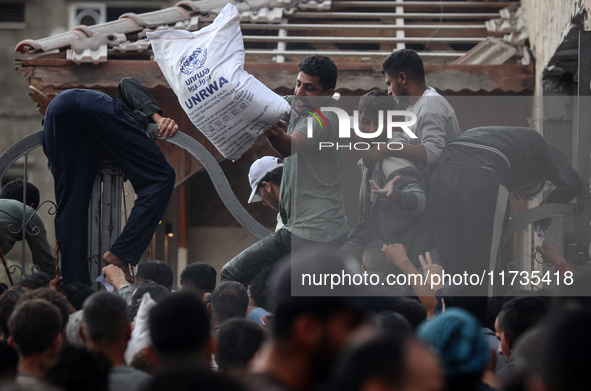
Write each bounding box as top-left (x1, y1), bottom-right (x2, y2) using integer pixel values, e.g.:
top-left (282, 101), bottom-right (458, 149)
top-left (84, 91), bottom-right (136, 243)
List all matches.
top-left (0, 286), bottom-right (27, 340)
top-left (43, 345), bottom-right (111, 391)
top-left (553, 269), bottom-right (591, 311)
top-left (263, 249), bottom-right (378, 390)
top-left (418, 308), bottom-right (490, 391)
top-left (136, 260), bottom-right (173, 291)
top-left (333, 332), bottom-right (443, 391)
top-left (0, 179), bottom-right (40, 208)
top-left (380, 49), bottom-right (426, 107)
top-left (495, 296), bottom-right (548, 362)
top-left (441, 292), bottom-right (488, 326)
top-left (127, 279), bottom-right (170, 322)
top-left (16, 271), bottom-right (50, 290)
top-left (209, 281), bottom-right (249, 331)
top-left (144, 368), bottom-right (245, 391)
top-left (512, 326), bottom-right (544, 369)
top-left (247, 156), bottom-right (283, 211)
top-left (81, 292), bottom-right (130, 365)
top-left (357, 91), bottom-right (398, 142)
top-left (149, 291), bottom-right (211, 370)
top-left (294, 55), bottom-right (337, 114)
top-left (248, 266), bottom-right (273, 311)
top-left (180, 262), bottom-right (217, 299)
top-left (536, 309), bottom-right (591, 391)
top-left (62, 281), bottom-right (95, 311)
top-left (499, 325), bottom-right (545, 391)
top-left (386, 297), bottom-right (427, 330)
top-left (19, 287), bottom-right (71, 332)
top-left (215, 318), bottom-right (266, 375)
top-left (8, 298), bottom-right (63, 379)
top-left (375, 311), bottom-right (412, 335)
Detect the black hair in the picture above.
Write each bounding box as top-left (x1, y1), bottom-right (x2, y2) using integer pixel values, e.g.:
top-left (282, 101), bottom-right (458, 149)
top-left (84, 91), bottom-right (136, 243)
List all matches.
top-left (128, 279), bottom-right (171, 322)
top-left (82, 292), bottom-right (128, 344)
top-left (537, 309), bottom-right (591, 391)
top-left (0, 283), bottom-right (8, 296)
top-left (299, 55), bottom-right (338, 91)
top-left (180, 262), bottom-right (217, 294)
top-left (386, 297), bottom-right (426, 331)
top-left (484, 297), bottom-right (505, 331)
top-left (211, 281), bottom-right (249, 324)
top-left (0, 340), bottom-right (18, 378)
top-left (442, 294), bottom-right (488, 326)
top-left (0, 286), bottom-right (27, 338)
top-left (258, 165), bottom-right (283, 188)
top-left (149, 291), bottom-right (210, 359)
top-left (358, 90), bottom-right (397, 118)
top-left (272, 297), bottom-right (365, 341)
top-left (248, 266), bottom-right (274, 310)
top-left (144, 368), bottom-right (245, 391)
top-left (44, 346), bottom-right (111, 391)
top-left (333, 333), bottom-right (408, 391)
top-left (216, 318), bottom-right (266, 373)
top-left (16, 272), bottom-right (50, 290)
top-left (380, 49), bottom-right (426, 84)
top-left (20, 287), bottom-right (71, 331)
top-left (498, 297), bottom-right (548, 345)
top-left (136, 260), bottom-right (174, 291)
top-left (62, 282), bottom-right (95, 311)
top-left (0, 179), bottom-right (40, 207)
top-left (375, 311), bottom-right (412, 335)
top-left (8, 298), bottom-right (62, 357)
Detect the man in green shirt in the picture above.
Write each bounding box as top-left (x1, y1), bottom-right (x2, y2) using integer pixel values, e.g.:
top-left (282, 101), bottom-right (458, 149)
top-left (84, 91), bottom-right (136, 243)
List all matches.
top-left (221, 55), bottom-right (348, 286)
top-left (0, 179), bottom-right (54, 277)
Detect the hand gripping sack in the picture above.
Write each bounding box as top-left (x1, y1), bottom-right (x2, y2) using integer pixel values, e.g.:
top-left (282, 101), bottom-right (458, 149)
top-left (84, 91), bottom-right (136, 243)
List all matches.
top-left (148, 3), bottom-right (290, 161)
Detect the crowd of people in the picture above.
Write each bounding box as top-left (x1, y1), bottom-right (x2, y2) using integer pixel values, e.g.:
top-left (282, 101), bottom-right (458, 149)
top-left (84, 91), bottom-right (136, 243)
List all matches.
top-left (0, 251), bottom-right (589, 391)
top-left (0, 47), bottom-right (586, 390)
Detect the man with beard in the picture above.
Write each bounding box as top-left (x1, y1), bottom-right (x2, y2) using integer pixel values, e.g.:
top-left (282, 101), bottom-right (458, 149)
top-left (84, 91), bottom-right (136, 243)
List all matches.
top-left (221, 55), bottom-right (348, 286)
top-left (362, 49), bottom-right (460, 178)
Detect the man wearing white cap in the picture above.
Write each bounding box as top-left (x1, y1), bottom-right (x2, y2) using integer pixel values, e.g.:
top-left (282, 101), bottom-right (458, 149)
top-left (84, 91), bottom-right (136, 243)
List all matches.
top-left (248, 156), bottom-right (283, 211)
top-left (247, 156), bottom-right (284, 231)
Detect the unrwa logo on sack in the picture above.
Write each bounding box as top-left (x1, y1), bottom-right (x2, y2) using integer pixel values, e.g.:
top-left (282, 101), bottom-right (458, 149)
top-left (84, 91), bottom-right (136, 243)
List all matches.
top-left (180, 48), bottom-right (207, 75)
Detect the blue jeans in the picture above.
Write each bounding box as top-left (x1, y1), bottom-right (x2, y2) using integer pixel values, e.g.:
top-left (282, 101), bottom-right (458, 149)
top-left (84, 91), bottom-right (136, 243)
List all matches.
top-left (43, 89), bottom-right (175, 284)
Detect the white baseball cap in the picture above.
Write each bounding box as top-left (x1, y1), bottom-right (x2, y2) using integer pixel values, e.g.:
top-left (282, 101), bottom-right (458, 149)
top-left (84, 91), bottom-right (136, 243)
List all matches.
top-left (248, 156), bottom-right (283, 203)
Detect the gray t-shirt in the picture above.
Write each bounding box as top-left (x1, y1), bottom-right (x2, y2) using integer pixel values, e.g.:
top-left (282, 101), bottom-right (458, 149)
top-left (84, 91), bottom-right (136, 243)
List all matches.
top-left (109, 365), bottom-right (151, 391)
top-left (278, 96), bottom-right (348, 242)
top-left (406, 87), bottom-right (460, 167)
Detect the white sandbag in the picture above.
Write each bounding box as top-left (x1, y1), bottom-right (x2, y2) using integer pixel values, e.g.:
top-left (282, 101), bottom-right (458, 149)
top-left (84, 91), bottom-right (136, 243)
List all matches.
top-left (148, 3), bottom-right (290, 161)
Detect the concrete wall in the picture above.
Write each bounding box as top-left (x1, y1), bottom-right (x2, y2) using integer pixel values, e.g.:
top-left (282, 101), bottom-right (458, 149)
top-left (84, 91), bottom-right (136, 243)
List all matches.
top-left (522, 0), bottom-right (591, 94)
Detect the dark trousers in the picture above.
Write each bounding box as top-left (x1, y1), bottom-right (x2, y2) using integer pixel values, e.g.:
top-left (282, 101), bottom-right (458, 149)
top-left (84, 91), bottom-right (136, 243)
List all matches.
top-left (220, 228), bottom-right (348, 286)
top-left (430, 163), bottom-right (509, 293)
top-left (42, 89), bottom-right (175, 284)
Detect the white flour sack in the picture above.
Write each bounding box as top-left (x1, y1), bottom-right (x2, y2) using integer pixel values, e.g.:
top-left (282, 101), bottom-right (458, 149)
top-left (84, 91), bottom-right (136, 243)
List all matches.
top-left (148, 3), bottom-right (290, 161)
